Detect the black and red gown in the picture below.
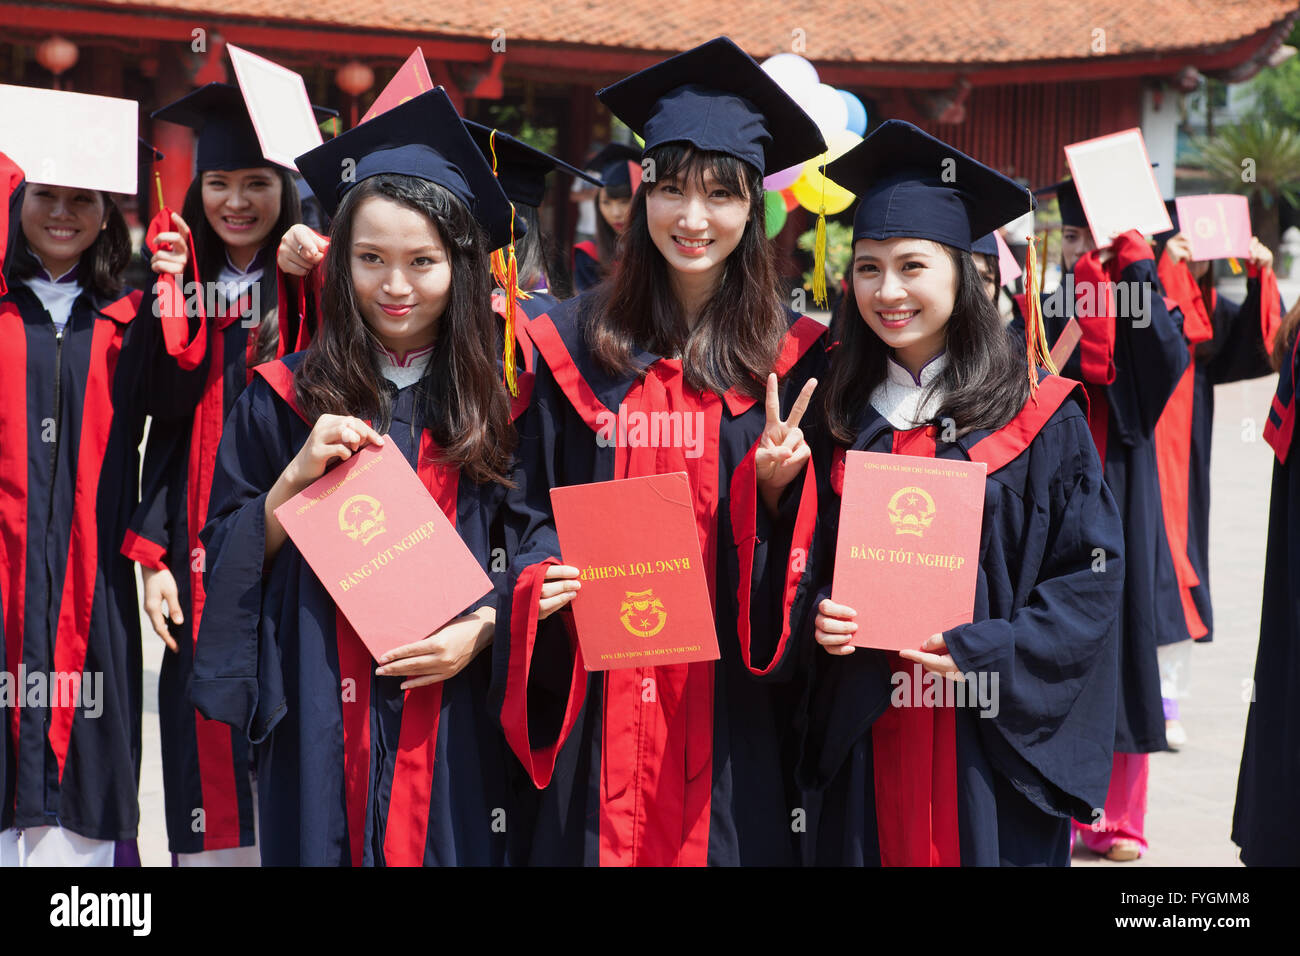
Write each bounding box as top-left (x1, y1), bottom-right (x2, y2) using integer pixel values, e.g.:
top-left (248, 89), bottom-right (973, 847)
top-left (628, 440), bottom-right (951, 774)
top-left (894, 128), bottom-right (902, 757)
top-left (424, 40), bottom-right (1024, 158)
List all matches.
top-left (491, 293), bottom-right (828, 865)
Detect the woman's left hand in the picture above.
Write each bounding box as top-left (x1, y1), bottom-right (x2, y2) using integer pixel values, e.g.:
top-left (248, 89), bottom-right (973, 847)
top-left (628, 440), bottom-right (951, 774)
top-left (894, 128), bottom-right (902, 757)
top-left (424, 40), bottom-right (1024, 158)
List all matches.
top-left (375, 607), bottom-right (495, 690)
top-left (898, 633), bottom-right (966, 681)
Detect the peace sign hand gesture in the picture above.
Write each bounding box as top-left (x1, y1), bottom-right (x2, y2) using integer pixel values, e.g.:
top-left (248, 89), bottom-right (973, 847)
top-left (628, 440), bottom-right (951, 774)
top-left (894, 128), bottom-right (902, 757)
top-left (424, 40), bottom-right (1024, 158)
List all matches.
top-left (756, 372), bottom-right (817, 514)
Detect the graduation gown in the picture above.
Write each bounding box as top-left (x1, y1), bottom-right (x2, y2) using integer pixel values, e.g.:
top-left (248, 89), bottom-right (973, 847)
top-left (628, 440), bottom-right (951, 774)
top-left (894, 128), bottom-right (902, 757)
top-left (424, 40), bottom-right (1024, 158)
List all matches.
top-left (1044, 233), bottom-right (1189, 752)
top-left (120, 278), bottom-right (270, 855)
top-left (0, 279), bottom-right (161, 841)
top-left (491, 294), bottom-right (828, 866)
top-left (1166, 264), bottom-right (1281, 643)
top-left (743, 375), bottom-right (1123, 866)
top-left (1232, 326), bottom-right (1300, 864)
top-left (121, 242), bottom-right (333, 854)
top-left (189, 353), bottom-right (525, 866)
top-left (572, 242), bottom-right (601, 295)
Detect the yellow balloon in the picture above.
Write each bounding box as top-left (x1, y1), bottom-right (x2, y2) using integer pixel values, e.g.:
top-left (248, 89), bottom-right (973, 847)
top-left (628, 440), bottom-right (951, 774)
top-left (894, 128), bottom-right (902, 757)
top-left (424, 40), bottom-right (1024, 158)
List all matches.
top-left (793, 129), bottom-right (861, 215)
top-left (792, 168), bottom-right (855, 215)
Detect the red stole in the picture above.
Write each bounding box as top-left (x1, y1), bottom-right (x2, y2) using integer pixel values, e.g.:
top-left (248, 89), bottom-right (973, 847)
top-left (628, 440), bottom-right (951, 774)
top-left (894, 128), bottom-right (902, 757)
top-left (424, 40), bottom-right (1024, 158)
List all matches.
top-left (599, 361), bottom-right (720, 867)
top-left (869, 425), bottom-right (962, 866)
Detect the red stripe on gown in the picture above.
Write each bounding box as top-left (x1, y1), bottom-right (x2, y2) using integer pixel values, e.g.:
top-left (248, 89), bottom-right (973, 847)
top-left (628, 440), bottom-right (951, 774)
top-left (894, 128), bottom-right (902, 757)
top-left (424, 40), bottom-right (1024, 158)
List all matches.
top-left (600, 363), bottom-right (719, 866)
top-left (381, 432), bottom-right (457, 867)
top-left (1153, 255), bottom-right (1212, 638)
top-left (870, 425), bottom-right (961, 866)
top-left (48, 301), bottom-right (137, 777)
top-left (0, 303), bottom-right (28, 749)
top-left (187, 302), bottom-right (249, 850)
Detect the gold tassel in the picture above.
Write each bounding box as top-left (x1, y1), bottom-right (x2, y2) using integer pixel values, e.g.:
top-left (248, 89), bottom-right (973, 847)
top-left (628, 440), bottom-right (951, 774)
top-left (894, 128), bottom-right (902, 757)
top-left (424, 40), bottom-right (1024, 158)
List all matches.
top-left (812, 156), bottom-right (829, 309)
top-left (488, 130), bottom-right (520, 397)
top-left (153, 170), bottom-right (165, 216)
top-left (1022, 234), bottom-right (1056, 399)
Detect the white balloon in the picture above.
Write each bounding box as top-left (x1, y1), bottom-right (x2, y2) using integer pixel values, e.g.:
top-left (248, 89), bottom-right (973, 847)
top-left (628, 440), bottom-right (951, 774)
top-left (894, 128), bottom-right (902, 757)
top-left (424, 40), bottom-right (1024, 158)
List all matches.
top-left (802, 83), bottom-right (850, 138)
top-left (761, 53), bottom-right (820, 95)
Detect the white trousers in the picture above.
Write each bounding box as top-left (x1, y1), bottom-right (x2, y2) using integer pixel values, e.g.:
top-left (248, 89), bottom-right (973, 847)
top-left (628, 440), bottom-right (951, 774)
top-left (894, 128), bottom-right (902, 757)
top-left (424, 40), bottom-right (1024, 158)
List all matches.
top-left (0, 826), bottom-right (116, 867)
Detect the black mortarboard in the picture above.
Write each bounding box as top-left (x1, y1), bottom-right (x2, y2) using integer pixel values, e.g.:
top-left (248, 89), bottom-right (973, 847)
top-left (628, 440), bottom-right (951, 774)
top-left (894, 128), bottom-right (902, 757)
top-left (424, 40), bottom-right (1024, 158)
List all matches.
top-left (463, 121), bottom-right (600, 209)
top-left (152, 82), bottom-right (335, 172)
top-left (1153, 198), bottom-right (1180, 244)
top-left (971, 233), bottom-right (998, 257)
top-left (1035, 178), bottom-right (1086, 229)
top-left (585, 142), bottom-right (640, 190)
top-left (825, 120), bottom-right (1033, 253)
top-left (294, 88), bottom-right (517, 251)
top-left (595, 36), bottom-right (826, 175)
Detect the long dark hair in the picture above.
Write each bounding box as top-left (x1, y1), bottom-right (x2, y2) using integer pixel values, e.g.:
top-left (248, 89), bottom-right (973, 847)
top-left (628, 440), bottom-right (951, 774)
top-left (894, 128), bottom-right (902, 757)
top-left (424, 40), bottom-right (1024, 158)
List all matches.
top-left (5, 185), bottom-right (131, 301)
top-left (294, 174), bottom-right (515, 486)
top-left (823, 242), bottom-right (1032, 443)
top-left (181, 166), bottom-right (301, 365)
top-left (587, 144), bottom-right (785, 399)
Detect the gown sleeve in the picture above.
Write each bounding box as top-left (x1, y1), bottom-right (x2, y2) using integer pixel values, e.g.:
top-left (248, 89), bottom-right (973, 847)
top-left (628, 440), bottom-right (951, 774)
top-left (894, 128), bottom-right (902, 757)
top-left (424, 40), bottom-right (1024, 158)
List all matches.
top-left (943, 408), bottom-right (1125, 820)
top-left (1101, 233), bottom-right (1191, 446)
top-left (488, 359), bottom-right (588, 789)
top-left (120, 415), bottom-right (187, 572)
top-left (1206, 276), bottom-right (1283, 385)
top-left (189, 377), bottom-right (294, 744)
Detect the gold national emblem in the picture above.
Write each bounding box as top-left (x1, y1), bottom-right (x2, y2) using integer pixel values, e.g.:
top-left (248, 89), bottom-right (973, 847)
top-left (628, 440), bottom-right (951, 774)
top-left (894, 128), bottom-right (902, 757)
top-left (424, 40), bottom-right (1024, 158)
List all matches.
top-left (338, 494), bottom-right (387, 545)
top-left (619, 588), bottom-right (668, 638)
top-left (887, 485), bottom-right (937, 537)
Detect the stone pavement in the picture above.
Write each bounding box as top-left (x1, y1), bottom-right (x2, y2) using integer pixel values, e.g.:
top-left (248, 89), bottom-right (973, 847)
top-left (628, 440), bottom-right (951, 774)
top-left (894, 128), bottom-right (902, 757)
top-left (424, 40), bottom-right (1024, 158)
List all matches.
top-left (131, 361), bottom-right (1288, 868)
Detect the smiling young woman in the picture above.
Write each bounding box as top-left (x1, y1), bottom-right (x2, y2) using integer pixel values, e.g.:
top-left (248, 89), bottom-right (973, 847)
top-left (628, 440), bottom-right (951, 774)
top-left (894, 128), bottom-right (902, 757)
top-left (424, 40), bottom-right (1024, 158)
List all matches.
top-left (189, 90), bottom-right (526, 867)
top-left (1, 134), bottom-right (184, 867)
top-left (491, 37), bottom-right (830, 867)
top-left (743, 120), bottom-right (1126, 868)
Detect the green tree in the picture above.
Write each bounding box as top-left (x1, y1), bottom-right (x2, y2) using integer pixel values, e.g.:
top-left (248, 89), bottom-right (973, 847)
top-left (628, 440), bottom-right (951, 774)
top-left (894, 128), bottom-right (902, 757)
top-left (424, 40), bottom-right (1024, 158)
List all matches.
top-left (1193, 121), bottom-right (1300, 253)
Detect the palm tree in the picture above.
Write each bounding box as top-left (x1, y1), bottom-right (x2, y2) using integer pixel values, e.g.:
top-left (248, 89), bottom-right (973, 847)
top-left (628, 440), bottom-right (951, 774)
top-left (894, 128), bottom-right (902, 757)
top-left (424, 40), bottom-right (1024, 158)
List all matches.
top-left (1193, 121), bottom-right (1300, 254)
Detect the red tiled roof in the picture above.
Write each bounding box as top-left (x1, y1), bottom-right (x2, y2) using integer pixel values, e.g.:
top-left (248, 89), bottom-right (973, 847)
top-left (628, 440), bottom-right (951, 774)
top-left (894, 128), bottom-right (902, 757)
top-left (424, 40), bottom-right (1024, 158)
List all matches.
top-left (68, 0), bottom-right (1300, 66)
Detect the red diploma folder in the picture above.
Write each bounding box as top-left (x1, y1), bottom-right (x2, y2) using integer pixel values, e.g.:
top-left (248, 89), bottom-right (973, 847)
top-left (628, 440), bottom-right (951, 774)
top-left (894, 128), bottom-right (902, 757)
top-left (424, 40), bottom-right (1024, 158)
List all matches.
top-left (832, 451), bottom-right (986, 651)
top-left (550, 473), bottom-right (719, 671)
top-left (274, 440), bottom-right (492, 662)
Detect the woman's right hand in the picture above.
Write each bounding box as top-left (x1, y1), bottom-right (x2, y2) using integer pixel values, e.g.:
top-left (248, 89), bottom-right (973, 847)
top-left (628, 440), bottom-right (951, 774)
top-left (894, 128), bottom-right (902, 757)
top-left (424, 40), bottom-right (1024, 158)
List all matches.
top-left (277, 224), bottom-right (328, 277)
top-left (141, 565), bottom-right (182, 653)
top-left (283, 415), bottom-right (385, 489)
top-left (150, 212), bottom-right (192, 276)
top-left (264, 416), bottom-right (385, 564)
top-left (539, 564), bottom-right (581, 620)
top-left (815, 598), bottom-right (859, 656)
top-left (1164, 233), bottom-right (1193, 265)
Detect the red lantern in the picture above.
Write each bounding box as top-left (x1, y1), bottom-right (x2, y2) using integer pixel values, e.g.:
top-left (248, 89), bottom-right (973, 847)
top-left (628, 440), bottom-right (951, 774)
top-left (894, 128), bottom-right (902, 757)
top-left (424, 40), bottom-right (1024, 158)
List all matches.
top-left (37, 36), bottom-right (78, 89)
top-left (335, 60), bottom-right (374, 96)
top-left (336, 60), bottom-right (374, 128)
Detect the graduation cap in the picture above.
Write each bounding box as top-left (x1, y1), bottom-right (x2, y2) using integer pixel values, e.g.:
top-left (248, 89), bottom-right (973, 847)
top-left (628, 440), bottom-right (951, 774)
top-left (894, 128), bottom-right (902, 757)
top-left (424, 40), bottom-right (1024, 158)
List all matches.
top-left (294, 88), bottom-right (516, 251)
top-left (1034, 179), bottom-right (1086, 229)
top-left (463, 121), bottom-right (600, 209)
top-left (152, 83), bottom-right (336, 172)
top-left (1153, 198), bottom-right (1180, 244)
top-left (595, 36), bottom-right (826, 176)
top-left (585, 142), bottom-right (639, 190)
top-left (971, 233), bottom-right (998, 258)
top-left (827, 120), bottom-right (1053, 392)
top-left (825, 120), bottom-right (1033, 253)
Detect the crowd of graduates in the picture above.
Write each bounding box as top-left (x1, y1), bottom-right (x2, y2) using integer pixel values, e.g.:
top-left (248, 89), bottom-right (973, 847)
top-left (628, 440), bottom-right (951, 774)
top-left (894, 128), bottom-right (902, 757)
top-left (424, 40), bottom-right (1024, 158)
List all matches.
top-left (1, 35), bottom-right (1297, 868)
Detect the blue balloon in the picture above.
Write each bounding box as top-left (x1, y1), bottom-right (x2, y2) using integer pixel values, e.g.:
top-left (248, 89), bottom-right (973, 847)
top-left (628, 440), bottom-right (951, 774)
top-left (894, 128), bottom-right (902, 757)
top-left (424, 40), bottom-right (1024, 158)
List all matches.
top-left (838, 89), bottom-right (868, 136)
